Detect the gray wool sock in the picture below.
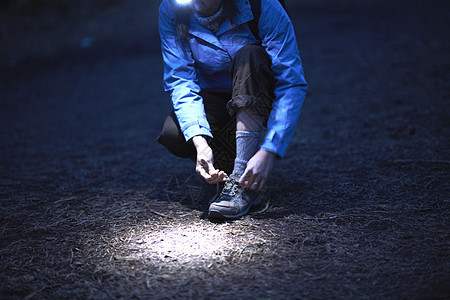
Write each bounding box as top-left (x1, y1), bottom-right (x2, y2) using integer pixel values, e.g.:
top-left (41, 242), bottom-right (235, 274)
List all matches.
top-left (231, 131), bottom-right (261, 179)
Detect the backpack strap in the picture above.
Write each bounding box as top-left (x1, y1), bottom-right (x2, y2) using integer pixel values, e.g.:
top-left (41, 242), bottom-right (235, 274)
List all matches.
top-left (248, 0), bottom-right (287, 42)
top-left (248, 0), bottom-right (261, 42)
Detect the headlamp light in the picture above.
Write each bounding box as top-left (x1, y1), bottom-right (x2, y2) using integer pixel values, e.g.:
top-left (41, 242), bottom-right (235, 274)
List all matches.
top-left (175, 0), bottom-right (192, 5)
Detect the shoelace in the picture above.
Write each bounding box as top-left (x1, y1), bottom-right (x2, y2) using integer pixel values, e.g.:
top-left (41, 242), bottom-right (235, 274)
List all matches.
top-left (221, 177), bottom-right (241, 197)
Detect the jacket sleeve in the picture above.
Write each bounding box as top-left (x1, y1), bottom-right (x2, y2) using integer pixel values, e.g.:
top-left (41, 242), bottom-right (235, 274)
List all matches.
top-left (159, 1), bottom-right (212, 141)
top-left (258, 0), bottom-right (307, 158)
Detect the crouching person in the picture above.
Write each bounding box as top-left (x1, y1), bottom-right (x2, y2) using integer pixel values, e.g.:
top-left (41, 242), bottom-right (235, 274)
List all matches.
top-left (157, 0), bottom-right (307, 220)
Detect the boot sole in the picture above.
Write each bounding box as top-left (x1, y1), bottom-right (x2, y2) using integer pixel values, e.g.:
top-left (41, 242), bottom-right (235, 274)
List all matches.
top-left (208, 195), bottom-right (261, 220)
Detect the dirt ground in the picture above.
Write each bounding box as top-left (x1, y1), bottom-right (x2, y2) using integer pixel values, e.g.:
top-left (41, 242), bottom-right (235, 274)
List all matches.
top-left (0, 0), bottom-right (449, 299)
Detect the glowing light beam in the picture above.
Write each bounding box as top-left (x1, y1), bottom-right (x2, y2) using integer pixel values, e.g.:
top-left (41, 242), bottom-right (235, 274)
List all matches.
top-left (121, 224), bottom-right (245, 264)
top-left (175, 0), bottom-right (192, 5)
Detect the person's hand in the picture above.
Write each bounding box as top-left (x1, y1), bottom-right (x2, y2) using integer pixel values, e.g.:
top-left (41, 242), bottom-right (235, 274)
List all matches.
top-left (239, 148), bottom-right (276, 191)
top-left (192, 136), bottom-right (227, 184)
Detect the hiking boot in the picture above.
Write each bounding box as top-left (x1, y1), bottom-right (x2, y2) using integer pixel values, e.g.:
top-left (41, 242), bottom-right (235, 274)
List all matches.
top-left (208, 176), bottom-right (260, 220)
top-left (208, 181), bottom-right (225, 204)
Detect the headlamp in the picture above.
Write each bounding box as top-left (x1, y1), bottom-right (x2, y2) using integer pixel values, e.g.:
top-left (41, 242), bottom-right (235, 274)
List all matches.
top-left (175, 0), bottom-right (192, 5)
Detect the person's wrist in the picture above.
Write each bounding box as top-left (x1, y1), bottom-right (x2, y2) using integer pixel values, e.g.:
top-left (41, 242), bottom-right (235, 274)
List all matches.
top-left (192, 135), bottom-right (209, 150)
top-left (260, 148), bottom-right (276, 158)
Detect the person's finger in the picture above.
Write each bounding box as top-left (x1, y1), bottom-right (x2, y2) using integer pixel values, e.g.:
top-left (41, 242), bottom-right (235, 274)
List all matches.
top-left (208, 177), bottom-right (219, 184)
top-left (249, 176), bottom-right (261, 191)
top-left (247, 172), bottom-right (258, 187)
top-left (209, 172), bottom-right (224, 184)
top-left (206, 162), bottom-right (216, 175)
top-left (238, 170), bottom-right (247, 186)
top-left (239, 169), bottom-right (254, 187)
top-left (197, 167), bottom-right (214, 183)
top-left (217, 171), bottom-right (228, 182)
top-left (257, 177), bottom-right (267, 192)
top-left (207, 170), bottom-right (229, 184)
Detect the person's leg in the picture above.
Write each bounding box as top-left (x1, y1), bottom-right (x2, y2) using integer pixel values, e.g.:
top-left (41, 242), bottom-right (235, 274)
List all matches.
top-left (227, 44), bottom-right (276, 180)
top-left (157, 92), bottom-right (236, 174)
top-left (209, 44), bottom-right (276, 220)
top-left (157, 112), bottom-right (196, 160)
top-left (201, 91), bottom-right (236, 175)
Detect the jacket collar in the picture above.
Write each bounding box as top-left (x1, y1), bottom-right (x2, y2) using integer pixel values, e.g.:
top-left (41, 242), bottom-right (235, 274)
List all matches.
top-left (188, 0), bottom-right (254, 49)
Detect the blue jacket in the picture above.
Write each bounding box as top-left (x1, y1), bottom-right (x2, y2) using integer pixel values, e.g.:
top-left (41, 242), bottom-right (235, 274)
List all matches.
top-left (159, 0), bottom-right (307, 158)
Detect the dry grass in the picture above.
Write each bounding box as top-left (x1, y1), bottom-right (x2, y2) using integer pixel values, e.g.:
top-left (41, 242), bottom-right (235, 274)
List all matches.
top-left (1, 0), bottom-right (449, 299)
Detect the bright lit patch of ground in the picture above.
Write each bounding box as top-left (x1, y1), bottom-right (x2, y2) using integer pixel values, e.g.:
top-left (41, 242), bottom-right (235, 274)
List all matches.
top-left (124, 224), bottom-right (243, 263)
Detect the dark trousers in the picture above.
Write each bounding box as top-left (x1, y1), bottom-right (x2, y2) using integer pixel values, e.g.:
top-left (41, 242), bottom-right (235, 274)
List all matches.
top-left (157, 45), bottom-right (276, 174)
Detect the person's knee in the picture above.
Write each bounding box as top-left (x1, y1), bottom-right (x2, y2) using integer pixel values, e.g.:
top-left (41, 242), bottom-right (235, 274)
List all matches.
top-left (235, 44), bottom-right (266, 59)
top-left (236, 108), bottom-right (264, 132)
top-left (233, 44), bottom-right (271, 68)
top-left (158, 114), bottom-right (195, 159)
